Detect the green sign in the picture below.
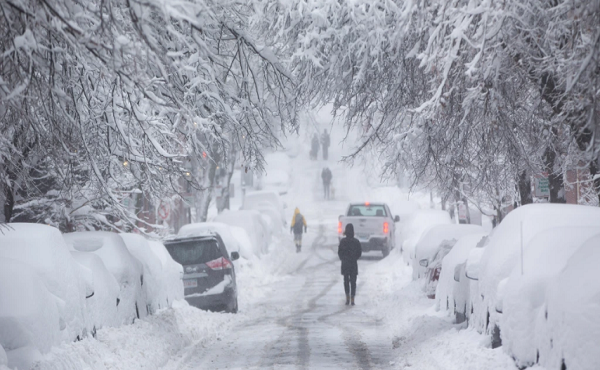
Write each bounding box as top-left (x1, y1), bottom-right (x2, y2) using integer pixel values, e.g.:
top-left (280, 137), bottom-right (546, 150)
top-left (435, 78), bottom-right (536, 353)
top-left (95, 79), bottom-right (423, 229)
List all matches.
top-left (535, 177), bottom-right (550, 197)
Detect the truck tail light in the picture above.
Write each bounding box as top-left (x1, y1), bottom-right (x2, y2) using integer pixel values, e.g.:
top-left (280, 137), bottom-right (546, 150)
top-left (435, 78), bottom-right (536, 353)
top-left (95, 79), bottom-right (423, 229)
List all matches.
top-left (338, 222), bottom-right (343, 234)
top-left (383, 222), bottom-right (389, 234)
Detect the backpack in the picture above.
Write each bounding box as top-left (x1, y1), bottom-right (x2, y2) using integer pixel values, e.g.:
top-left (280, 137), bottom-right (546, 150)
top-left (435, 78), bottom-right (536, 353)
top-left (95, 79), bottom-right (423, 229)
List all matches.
top-left (293, 213), bottom-right (304, 233)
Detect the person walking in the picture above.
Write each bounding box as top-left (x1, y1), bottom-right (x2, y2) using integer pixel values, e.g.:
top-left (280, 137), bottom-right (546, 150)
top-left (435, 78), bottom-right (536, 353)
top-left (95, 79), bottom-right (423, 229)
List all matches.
top-left (310, 134), bottom-right (320, 160)
top-left (338, 224), bottom-right (362, 305)
top-left (321, 167), bottom-right (332, 200)
top-left (321, 129), bottom-right (330, 160)
top-left (290, 208), bottom-right (307, 253)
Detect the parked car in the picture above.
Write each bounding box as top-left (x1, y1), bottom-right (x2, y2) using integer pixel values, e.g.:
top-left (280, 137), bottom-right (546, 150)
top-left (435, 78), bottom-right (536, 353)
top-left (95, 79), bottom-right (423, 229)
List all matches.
top-left (214, 210), bottom-right (270, 255)
top-left (164, 233), bottom-right (240, 313)
top-left (0, 224), bottom-right (88, 343)
top-left (147, 240), bottom-right (184, 306)
top-left (401, 209), bottom-right (452, 264)
top-left (242, 190), bottom-right (287, 228)
top-left (338, 202), bottom-right (400, 257)
top-left (499, 227), bottom-right (600, 369)
top-left (120, 234), bottom-right (168, 314)
top-left (434, 233), bottom-right (487, 322)
top-left (413, 224), bottom-right (484, 281)
top-left (63, 232), bottom-right (146, 324)
top-left (475, 204), bottom-right (600, 349)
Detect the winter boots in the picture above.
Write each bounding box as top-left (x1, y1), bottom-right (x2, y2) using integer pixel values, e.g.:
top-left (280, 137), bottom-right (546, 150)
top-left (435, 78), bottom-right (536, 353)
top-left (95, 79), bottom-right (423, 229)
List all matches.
top-left (351, 296), bottom-right (355, 306)
top-left (345, 294), bottom-right (350, 305)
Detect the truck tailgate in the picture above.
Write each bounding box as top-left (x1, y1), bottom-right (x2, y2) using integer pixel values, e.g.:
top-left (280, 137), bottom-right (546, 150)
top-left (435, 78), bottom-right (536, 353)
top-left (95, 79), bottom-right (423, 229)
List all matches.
top-left (342, 217), bottom-right (383, 239)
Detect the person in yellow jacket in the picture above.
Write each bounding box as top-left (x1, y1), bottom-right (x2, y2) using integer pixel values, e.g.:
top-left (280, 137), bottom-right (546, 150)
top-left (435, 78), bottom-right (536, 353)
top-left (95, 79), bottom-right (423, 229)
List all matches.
top-left (290, 208), bottom-right (307, 253)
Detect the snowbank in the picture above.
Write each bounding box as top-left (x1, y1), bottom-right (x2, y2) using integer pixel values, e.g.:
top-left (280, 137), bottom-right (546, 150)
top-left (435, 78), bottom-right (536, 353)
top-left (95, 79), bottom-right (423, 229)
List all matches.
top-left (33, 301), bottom-right (237, 370)
top-left (475, 204), bottom-right (600, 338)
top-left (0, 258), bottom-right (61, 370)
top-left (63, 232), bottom-right (145, 324)
top-left (0, 224), bottom-right (87, 343)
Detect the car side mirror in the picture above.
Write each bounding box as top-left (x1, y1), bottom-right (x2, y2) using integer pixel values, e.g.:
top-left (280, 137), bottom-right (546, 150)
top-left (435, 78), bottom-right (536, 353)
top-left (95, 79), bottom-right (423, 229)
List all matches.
top-left (454, 264), bottom-right (463, 282)
top-left (419, 259), bottom-right (429, 267)
top-left (231, 251), bottom-right (240, 261)
top-left (394, 215), bottom-right (400, 222)
top-left (465, 268), bottom-right (478, 281)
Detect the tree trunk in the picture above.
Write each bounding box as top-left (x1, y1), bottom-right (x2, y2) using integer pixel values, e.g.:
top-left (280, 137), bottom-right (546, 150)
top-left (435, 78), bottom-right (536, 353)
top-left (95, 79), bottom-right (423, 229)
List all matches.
top-left (517, 170), bottom-right (533, 205)
top-left (196, 156), bottom-right (219, 222)
top-left (543, 146), bottom-right (566, 203)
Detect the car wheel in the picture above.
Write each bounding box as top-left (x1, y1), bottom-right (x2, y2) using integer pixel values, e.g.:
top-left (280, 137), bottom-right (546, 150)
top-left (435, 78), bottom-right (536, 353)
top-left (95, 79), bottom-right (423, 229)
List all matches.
top-left (382, 245), bottom-right (390, 257)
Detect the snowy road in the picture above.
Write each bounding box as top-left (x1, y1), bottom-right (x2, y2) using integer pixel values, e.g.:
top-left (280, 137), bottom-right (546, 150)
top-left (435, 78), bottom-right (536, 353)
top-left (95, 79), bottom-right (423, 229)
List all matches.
top-left (164, 222), bottom-right (392, 370)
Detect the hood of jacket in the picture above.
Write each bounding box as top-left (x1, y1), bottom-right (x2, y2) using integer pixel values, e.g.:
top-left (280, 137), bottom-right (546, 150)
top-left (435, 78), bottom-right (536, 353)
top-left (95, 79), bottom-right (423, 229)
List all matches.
top-left (344, 223), bottom-right (354, 238)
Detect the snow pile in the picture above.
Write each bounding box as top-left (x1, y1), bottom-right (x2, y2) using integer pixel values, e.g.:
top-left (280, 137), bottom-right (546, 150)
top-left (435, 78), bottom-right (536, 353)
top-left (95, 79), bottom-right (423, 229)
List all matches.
top-left (119, 233), bottom-right (166, 314)
top-left (540, 234), bottom-right (600, 370)
top-left (0, 224), bottom-right (87, 344)
top-left (213, 210), bottom-right (271, 256)
top-left (33, 300), bottom-right (237, 370)
top-left (0, 259), bottom-right (61, 370)
top-left (178, 222), bottom-right (240, 252)
top-left (435, 233), bottom-right (487, 314)
top-left (475, 204), bottom-right (600, 339)
top-left (147, 241), bottom-right (183, 305)
top-left (401, 209), bottom-right (451, 264)
top-left (63, 232), bottom-right (145, 325)
top-left (70, 251), bottom-right (120, 331)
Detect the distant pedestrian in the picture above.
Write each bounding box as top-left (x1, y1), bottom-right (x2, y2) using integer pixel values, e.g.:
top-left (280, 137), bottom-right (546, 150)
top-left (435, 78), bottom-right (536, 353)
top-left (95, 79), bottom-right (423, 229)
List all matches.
top-left (321, 167), bottom-right (332, 200)
top-left (290, 208), bottom-right (307, 253)
top-left (338, 224), bottom-right (362, 305)
top-left (321, 130), bottom-right (330, 160)
top-left (310, 134), bottom-right (320, 160)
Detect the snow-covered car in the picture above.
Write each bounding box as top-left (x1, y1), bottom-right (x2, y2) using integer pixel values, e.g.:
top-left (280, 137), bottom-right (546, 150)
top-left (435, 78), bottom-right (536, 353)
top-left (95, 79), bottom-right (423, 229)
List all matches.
top-left (401, 209), bottom-right (452, 264)
top-left (539, 234), bottom-right (600, 370)
top-left (147, 240), bottom-right (184, 306)
top-left (413, 224), bottom-right (484, 282)
top-left (177, 222), bottom-right (256, 259)
top-left (0, 258), bottom-right (61, 370)
top-left (63, 231), bottom-right (146, 324)
top-left (213, 210), bottom-right (271, 255)
top-left (0, 224), bottom-right (88, 343)
top-left (474, 204), bottom-right (600, 348)
top-left (242, 190), bottom-right (287, 228)
top-left (500, 227), bottom-right (600, 368)
top-left (120, 233), bottom-right (166, 314)
top-left (338, 202), bottom-right (400, 257)
top-left (70, 250), bottom-right (120, 331)
top-left (164, 234), bottom-right (240, 313)
top-left (434, 233), bottom-right (487, 322)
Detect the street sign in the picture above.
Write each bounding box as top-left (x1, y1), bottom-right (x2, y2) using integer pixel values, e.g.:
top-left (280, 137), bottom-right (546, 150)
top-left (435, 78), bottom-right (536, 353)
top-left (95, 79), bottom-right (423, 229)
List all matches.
top-left (458, 202), bottom-right (468, 222)
top-left (535, 176), bottom-right (550, 197)
top-left (158, 203), bottom-right (170, 220)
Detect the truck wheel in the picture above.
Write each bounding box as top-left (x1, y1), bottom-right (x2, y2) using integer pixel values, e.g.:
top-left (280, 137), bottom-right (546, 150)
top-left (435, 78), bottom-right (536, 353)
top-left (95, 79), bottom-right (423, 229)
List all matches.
top-left (382, 245), bottom-right (390, 257)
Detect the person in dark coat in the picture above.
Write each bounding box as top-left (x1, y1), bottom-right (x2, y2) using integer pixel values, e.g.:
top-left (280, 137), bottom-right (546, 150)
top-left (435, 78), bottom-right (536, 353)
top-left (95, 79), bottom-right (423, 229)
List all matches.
top-left (321, 130), bottom-right (330, 160)
top-left (338, 223), bottom-right (362, 305)
top-left (321, 167), bottom-right (332, 200)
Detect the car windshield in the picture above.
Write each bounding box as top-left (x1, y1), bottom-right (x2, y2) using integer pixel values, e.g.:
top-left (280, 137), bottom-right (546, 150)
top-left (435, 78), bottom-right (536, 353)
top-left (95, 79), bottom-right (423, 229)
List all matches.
top-left (165, 239), bottom-right (221, 266)
top-left (347, 205), bottom-right (387, 217)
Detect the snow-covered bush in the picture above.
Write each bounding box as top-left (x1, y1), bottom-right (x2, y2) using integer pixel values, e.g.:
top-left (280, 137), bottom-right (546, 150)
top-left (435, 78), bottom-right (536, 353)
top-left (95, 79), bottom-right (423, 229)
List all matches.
top-left (119, 234), bottom-right (166, 314)
top-left (435, 233), bottom-right (487, 318)
top-left (147, 241), bottom-right (184, 306)
top-left (213, 210), bottom-right (271, 256)
top-left (70, 251), bottom-right (120, 331)
top-left (501, 228), bottom-right (600, 368)
top-left (0, 258), bottom-right (61, 370)
top-left (63, 232), bottom-right (146, 324)
top-left (0, 224), bottom-right (87, 343)
top-left (540, 234), bottom-right (600, 370)
top-left (475, 204), bottom-right (600, 343)
top-left (401, 209), bottom-right (451, 264)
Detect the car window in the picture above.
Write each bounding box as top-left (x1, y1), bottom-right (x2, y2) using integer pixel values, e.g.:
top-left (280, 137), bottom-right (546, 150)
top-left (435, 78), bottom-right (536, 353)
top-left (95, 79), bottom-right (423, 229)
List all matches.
top-left (348, 205), bottom-right (387, 217)
top-left (165, 239), bottom-right (221, 266)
